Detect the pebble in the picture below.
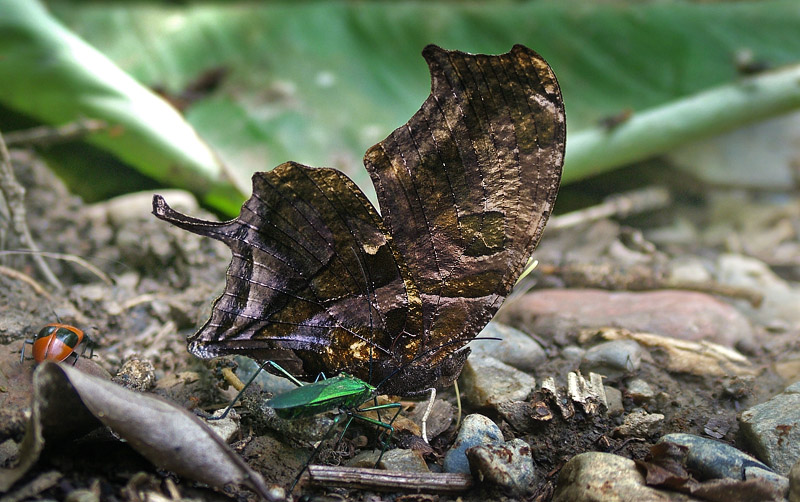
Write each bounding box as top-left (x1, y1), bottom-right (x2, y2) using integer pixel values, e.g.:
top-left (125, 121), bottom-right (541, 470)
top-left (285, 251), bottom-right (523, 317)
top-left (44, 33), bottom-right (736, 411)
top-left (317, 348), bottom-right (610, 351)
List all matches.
top-left (204, 409), bottom-right (240, 443)
top-left (580, 340), bottom-right (643, 379)
top-left (614, 410), bottom-right (664, 438)
top-left (459, 356), bottom-right (535, 407)
top-left (604, 385), bottom-right (624, 416)
top-left (561, 345), bottom-right (585, 361)
top-left (378, 448), bottom-right (429, 473)
top-left (467, 438), bottom-right (534, 494)
top-left (659, 433), bottom-right (788, 492)
top-left (666, 256), bottom-right (713, 283)
top-left (554, 452), bottom-right (694, 501)
top-left (717, 253), bottom-right (800, 328)
top-left (789, 458), bottom-right (800, 502)
top-left (443, 414), bottom-right (503, 474)
top-left (503, 289), bottom-right (755, 349)
top-left (626, 378), bottom-right (655, 402)
top-left (469, 322), bottom-right (547, 372)
top-left (739, 381), bottom-right (800, 475)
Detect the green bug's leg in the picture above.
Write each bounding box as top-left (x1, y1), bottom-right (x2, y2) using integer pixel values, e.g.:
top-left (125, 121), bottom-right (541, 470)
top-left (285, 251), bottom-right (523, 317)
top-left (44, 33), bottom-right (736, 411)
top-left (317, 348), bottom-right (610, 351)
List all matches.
top-left (351, 402), bottom-right (403, 467)
top-left (207, 360), bottom-right (302, 421)
top-left (20, 339), bottom-right (32, 363)
top-left (290, 413), bottom-right (345, 492)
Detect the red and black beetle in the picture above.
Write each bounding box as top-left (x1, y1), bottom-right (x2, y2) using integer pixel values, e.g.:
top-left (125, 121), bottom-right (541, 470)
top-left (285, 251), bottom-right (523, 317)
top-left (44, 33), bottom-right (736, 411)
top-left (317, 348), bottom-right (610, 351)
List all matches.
top-left (20, 323), bottom-right (93, 364)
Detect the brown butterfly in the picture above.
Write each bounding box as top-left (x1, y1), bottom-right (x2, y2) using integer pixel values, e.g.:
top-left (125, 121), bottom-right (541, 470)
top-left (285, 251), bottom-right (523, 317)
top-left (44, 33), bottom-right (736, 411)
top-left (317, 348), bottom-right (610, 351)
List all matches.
top-left (153, 45), bottom-right (565, 397)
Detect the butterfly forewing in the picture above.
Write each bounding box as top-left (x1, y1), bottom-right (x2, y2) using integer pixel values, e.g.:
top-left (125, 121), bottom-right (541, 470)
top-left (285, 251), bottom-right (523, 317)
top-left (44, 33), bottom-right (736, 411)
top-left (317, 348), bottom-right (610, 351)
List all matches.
top-left (153, 44), bottom-right (565, 396)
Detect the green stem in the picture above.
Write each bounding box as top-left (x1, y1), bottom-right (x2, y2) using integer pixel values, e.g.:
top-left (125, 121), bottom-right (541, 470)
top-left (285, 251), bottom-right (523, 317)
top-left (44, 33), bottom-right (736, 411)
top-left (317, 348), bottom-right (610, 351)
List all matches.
top-left (563, 64), bottom-right (800, 182)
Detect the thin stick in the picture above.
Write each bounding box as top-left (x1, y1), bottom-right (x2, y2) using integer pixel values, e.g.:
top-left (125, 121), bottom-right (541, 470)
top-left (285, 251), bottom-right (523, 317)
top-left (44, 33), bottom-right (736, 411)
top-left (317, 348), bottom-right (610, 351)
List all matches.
top-left (304, 465), bottom-right (472, 493)
top-left (0, 250), bottom-right (112, 285)
top-left (0, 265), bottom-right (52, 300)
top-left (547, 186), bottom-right (671, 231)
top-left (3, 119), bottom-right (107, 148)
top-left (0, 131), bottom-right (62, 289)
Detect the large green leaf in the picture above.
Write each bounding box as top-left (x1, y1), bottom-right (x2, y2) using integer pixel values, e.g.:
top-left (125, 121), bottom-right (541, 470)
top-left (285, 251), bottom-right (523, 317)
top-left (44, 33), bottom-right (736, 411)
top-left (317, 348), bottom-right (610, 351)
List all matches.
top-left (6, 1), bottom-right (800, 211)
top-left (0, 0), bottom-right (241, 212)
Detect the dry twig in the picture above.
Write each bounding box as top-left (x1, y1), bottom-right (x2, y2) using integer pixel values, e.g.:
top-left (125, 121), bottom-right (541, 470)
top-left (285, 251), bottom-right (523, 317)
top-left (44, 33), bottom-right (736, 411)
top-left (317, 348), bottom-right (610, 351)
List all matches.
top-left (3, 119), bottom-right (107, 148)
top-left (303, 465), bottom-right (473, 493)
top-left (0, 131), bottom-right (62, 289)
top-left (548, 186), bottom-right (671, 230)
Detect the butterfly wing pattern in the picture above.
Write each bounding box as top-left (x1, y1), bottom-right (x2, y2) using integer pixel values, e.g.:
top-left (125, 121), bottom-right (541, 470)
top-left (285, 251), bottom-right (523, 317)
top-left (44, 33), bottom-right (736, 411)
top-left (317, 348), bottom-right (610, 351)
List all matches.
top-left (153, 45), bottom-right (565, 396)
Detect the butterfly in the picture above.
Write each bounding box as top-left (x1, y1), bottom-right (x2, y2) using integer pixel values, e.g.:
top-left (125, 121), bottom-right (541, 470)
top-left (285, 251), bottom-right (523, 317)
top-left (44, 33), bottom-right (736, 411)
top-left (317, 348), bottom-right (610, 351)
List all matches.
top-left (153, 44), bottom-right (565, 397)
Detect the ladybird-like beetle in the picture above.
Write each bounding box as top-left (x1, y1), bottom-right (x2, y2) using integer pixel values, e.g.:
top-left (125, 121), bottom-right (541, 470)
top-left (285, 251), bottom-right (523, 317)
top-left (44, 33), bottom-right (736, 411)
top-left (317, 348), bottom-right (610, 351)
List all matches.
top-left (20, 323), bottom-right (93, 364)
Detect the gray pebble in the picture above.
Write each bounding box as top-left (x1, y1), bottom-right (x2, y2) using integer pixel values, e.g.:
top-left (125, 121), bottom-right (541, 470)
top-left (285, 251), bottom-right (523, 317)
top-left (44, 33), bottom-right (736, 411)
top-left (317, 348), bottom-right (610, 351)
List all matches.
top-left (659, 433), bottom-right (787, 491)
top-left (378, 448), bottom-right (429, 473)
top-left (614, 410), bottom-right (663, 438)
top-left (470, 322), bottom-right (546, 372)
top-left (459, 356), bottom-right (535, 407)
top-left (561, 345), bottom-right (586, 361)
top-left (739, 381), bottom-right (800, 475)
top-left (626, 378), bottom-right (655, 402)
top-left (443, 414), bottom-right (503, 474)
top-left (467, 438), bottom-right (534, 494)
top-left (604, 385), bottom-right (624, 416)
top-left (580, 340), bottom-right (643, 378)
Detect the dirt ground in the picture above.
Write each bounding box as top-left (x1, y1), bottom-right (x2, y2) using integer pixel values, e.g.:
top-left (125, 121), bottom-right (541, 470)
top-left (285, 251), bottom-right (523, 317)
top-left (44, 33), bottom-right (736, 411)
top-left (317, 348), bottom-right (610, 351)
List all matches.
top-left (0, 150), bottom-right (797, 502)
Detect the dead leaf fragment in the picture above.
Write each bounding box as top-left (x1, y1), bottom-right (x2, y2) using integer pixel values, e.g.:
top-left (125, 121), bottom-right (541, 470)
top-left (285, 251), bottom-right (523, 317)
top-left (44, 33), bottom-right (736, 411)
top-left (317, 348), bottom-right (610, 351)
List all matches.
top-left (0, 362), bottom-right (281, 500)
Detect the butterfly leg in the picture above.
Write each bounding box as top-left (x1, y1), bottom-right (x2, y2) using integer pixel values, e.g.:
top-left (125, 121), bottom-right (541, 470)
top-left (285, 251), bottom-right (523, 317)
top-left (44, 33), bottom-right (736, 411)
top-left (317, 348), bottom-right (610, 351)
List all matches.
top-left (420, 387), bottom-right (436, 443)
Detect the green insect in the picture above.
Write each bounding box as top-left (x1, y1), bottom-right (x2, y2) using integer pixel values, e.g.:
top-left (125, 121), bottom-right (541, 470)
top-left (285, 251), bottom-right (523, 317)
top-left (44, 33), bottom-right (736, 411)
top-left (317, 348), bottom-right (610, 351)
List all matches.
top-left (212, 360), bottom-right (403, 489)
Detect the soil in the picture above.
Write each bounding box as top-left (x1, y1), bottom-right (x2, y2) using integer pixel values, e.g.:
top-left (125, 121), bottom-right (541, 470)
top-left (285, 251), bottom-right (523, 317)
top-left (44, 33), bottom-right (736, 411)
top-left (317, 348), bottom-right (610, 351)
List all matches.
top-left (0, 150), bottom-right (797, 502)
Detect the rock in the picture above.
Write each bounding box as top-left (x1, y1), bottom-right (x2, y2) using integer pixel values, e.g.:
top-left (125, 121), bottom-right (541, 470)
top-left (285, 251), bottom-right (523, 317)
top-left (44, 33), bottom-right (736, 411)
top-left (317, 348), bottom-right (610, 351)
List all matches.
top-left (614, 410), bottom-right (664, 438)
top-left (467, 438), bottom-right (534, 494)
top-left (459, 356), bottom-right (535, 407)
top-left (626, 378), bottom-right (655, 403)
top-left (469, 322), bottom-right (546, 372)
top-left (205, 409), bottom-right (240, 443)
top-left (739, 381), bottom-right (800, 475)
top-left (378, 448), bottom-right (429, 473)
top-left (562, 345), bottom-right (585, 361)
top-left (604, 385), bottom-right (624, 416)
top-left (580, 340), bottom-right (643, 378)
top-left (443, 414), bottom-right (503, 474)
top-left (503, 289), bottom-right (755, 349)
top-left (659, 433), bottom-right (788, 492)
top-left (789, 458), bottom-right (800, 502)
top-left (717, 253), bottom-right (800, 328)
top-left (666, 256), bottom-right (713, 283)
top-left (554, 452), bottom-right (695, 501)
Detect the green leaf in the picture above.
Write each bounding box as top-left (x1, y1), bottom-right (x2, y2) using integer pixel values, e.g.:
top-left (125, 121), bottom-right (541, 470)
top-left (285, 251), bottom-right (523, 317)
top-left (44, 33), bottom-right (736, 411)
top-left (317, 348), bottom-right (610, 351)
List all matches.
top-left (6, 1), bottom-right (800, 212)
top-left (0, 0), bottom-right (242, 213)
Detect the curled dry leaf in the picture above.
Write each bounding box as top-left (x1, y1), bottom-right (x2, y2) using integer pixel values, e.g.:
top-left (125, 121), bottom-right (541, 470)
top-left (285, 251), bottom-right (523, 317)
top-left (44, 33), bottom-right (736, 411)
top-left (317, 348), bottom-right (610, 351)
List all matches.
top-left (0, 362), bottom-right (281, 501)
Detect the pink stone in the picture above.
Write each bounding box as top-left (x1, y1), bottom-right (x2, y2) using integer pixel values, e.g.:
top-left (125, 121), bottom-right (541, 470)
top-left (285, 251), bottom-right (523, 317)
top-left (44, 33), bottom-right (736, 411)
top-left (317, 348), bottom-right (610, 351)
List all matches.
top-left (500, 289), bottom-right (754, 350)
